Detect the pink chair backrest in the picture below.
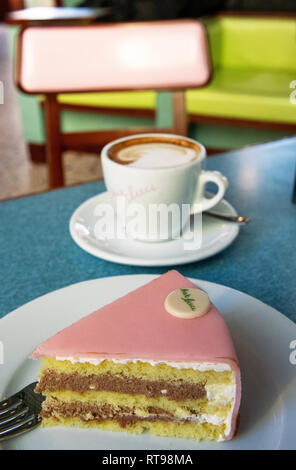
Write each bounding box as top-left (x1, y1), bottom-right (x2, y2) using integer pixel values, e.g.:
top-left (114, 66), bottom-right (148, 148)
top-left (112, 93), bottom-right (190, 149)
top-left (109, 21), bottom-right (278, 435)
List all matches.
top-left (17, 20), bottom-right (211, 94)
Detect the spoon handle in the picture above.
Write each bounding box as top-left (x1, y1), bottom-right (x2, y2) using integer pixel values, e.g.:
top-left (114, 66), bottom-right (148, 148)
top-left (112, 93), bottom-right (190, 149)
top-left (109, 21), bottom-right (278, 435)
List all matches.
top-left (204, 211), bottom-right (250, 224)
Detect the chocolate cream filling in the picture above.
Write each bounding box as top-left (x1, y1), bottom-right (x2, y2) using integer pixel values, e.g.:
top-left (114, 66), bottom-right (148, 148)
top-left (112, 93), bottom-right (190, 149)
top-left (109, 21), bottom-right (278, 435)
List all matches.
top-left (35, 370), bottom-right (206, 401)
top-left (41, 401), bottom-right (201, 428)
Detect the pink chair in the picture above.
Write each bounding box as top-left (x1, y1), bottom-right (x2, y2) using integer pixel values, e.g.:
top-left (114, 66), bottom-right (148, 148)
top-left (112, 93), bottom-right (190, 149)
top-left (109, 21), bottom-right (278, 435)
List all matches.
top-left (16, 20), bottom-right (211, 188)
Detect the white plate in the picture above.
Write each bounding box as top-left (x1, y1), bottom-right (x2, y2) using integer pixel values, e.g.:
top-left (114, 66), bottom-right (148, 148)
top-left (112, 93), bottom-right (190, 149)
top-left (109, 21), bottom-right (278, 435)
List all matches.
top-left (0, 275), bottom-right (295, 450)
top-left (69, 192), bottom-right (239, 266)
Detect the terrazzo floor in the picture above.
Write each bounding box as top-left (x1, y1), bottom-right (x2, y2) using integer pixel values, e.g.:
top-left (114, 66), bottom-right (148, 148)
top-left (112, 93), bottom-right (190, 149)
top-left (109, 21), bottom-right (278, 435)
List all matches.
top-left (0, 24), bottom-right (102, 202)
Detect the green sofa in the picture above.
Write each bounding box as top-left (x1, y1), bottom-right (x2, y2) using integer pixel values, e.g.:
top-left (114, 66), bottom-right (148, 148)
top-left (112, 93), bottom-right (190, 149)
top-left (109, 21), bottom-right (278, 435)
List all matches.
top-left (8, 14), bottom-right (296, 153)
top-left (59, 15), bottom-right (296, 121)
top-left (189, 15), bottom-right (296, 124)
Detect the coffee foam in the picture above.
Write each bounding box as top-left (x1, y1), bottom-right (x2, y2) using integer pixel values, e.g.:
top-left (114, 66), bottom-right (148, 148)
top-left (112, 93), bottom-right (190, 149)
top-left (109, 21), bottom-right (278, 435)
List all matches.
top-left (109, 140), bottom-right (200, 169)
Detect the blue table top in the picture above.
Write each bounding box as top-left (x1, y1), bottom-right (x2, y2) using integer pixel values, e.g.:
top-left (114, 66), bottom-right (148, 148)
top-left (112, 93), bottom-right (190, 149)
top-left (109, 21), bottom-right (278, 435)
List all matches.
top-left (0, 138), bottom-right (295, 323)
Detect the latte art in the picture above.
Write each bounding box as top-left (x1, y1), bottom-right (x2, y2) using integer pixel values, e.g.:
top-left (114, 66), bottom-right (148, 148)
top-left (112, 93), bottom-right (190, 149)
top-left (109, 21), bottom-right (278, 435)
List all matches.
top-left (107, 136), bottom-right (201, 169)
top-left (117, 143), bottom-right (197, 169)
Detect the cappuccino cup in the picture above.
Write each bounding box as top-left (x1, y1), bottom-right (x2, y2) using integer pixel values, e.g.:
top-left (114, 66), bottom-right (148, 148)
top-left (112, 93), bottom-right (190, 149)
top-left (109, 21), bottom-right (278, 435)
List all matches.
top-left (101, 134), bottom-right (228, 242)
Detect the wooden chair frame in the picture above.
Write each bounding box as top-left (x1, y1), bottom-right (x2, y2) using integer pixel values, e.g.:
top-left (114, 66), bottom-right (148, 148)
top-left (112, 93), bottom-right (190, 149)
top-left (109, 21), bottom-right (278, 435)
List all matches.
top-left (42, 90), bottom-right (188, 188)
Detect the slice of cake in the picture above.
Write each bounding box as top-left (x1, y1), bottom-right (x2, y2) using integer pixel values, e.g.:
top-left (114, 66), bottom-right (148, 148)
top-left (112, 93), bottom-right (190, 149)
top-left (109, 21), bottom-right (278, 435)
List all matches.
top-left (31, 270), bottom-right (241, 442)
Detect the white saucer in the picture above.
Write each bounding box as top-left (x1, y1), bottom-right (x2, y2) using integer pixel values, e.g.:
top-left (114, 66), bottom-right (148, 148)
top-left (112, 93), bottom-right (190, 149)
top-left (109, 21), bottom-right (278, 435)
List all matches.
top-left (69, 192), bottom-right (240, 266)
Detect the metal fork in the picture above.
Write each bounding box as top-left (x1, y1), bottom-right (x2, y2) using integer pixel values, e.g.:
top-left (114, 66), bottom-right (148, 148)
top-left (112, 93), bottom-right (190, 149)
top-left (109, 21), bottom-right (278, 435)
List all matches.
top-left (0, 382), bottom-right (44, 441)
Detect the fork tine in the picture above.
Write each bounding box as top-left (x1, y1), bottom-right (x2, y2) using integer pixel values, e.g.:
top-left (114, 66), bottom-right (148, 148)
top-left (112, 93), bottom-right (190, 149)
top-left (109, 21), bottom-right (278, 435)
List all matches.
top-left (0, 405), bottom-right (29, 426)
top-left (0, 382), bottom-right (44, 441)
top-left (0, 397), bottom-right (24, 417)
top-left (0, 411), bottom-right (39, 440)
top-left (0, 416), bottom-right (41, 442)
top-left (0, 382), bottom-right (40, 417)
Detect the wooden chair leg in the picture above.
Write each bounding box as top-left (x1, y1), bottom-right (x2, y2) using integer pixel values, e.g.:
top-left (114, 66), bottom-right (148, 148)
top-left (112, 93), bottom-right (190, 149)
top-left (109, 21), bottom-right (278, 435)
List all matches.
top-left (28, 143), bottom-right (46, 163)
top-left (44, 94), bottom-right (64, 189)
top-left (172, 91), bottom-right (188, 136)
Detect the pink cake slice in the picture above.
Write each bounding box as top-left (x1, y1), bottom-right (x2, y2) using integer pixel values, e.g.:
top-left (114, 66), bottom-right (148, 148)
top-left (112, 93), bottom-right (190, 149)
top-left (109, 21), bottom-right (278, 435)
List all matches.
top-left (32, 270), bottom-right (241, 442)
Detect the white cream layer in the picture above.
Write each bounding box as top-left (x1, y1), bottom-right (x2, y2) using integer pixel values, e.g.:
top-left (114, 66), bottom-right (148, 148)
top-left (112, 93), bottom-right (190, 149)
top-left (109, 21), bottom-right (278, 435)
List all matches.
top-left (206, 383), bottom-right (236, 404)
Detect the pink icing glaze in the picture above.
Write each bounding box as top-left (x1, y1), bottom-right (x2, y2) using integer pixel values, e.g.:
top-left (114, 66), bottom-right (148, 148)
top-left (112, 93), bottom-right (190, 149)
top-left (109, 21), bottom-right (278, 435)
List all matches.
top-left (31, 270), bottom-right (241, 439)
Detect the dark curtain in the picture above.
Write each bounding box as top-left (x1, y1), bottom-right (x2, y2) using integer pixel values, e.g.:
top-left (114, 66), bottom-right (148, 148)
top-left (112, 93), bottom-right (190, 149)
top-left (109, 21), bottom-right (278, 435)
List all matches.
top-left (225, 0), bottom-right (296, 11)
top-left (79, 0), bottom-right (226, 21)
top-left (79, 0), bottom-right (296, 20)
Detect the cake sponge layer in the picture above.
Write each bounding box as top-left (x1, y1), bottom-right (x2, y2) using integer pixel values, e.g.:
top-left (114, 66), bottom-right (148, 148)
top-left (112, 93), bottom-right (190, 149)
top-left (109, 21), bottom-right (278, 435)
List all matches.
top-left (41, 416), bottom-right (226, 442)
top-left (36, 359), bottom-right (235, 407)
top-left (41, 358), bottom-right (234, 385)
top-left (43, 390), bottom-right (233, 418)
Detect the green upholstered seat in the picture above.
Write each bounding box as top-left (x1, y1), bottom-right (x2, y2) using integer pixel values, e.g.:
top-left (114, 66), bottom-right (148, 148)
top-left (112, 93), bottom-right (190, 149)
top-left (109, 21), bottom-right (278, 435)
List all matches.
top-left (58, 16), bottom-right (296, 125)
top-left (58, 66), bottom-right (296, 124)
top-left (58, 91), bottom-right (156, 110)
top-left (189, 16), bottom-right (296, 124)
top-left (187, 68), bottom-right (296, 123)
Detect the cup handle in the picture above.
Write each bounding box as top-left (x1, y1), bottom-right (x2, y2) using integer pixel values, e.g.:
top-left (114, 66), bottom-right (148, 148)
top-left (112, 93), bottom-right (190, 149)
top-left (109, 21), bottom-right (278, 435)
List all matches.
top-left (191, 171), bottom-right (229, 214)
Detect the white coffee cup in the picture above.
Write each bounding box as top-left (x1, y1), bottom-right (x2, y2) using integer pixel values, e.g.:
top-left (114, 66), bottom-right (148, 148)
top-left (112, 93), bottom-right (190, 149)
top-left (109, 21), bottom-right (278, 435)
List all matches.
top-left (101, 133), bottom-right (228, 242)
